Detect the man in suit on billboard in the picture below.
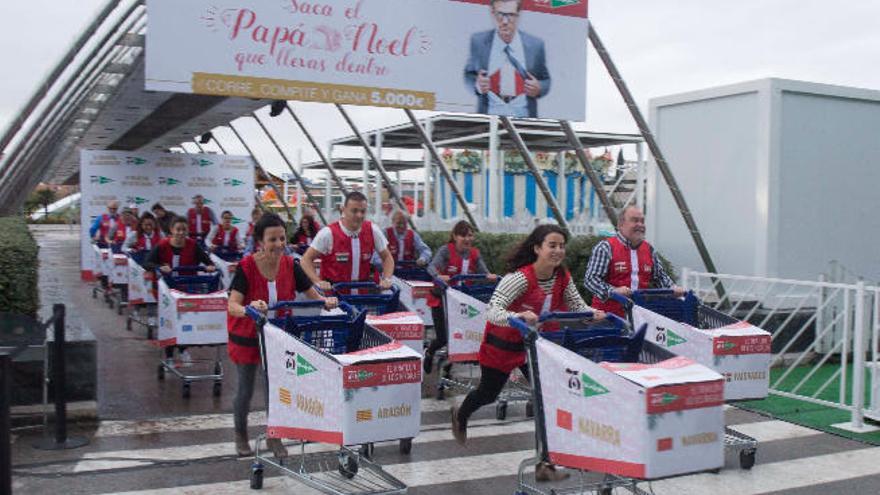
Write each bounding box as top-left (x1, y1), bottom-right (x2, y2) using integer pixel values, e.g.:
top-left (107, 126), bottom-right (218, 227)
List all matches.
top-left (464, 0), bottom-right (551, 118)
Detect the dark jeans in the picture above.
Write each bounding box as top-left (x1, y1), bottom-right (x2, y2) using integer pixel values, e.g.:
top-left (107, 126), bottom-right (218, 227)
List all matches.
top-left (458, 364), bottom-right (528, 427)
top-left (234, 363), bottom-right (258, 434)
top-left (425, 305), bottom-right (447, 356)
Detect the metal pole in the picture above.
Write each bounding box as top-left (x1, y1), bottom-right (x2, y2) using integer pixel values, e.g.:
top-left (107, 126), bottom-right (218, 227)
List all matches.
top-left (404, 109), bottom-right (480, 231)
top-left (559, 121), bottom-right (618, 226)
top-left (487, 116), bottom-right (499, 220)
top-left (589, 24), bottom-right (722, 281)
top-left (283, 104), bottom-right (349, 195)
top-left (210, 131), bottom-right (265, 214)
top-left (851, 281), bottom-right (867, 430)
top-left (636, 142), bottom-right (646, 209)
top-left (33, 305), bottom-right (88, 450)
top-left (250, 114), bottom-right (328, 225)
top-left (499, 117), bottom-right (569, 233)
top-left (226, 124), bottom-right (297, 223)
top-left (0, 353), bottom-right (11, 495)
top-left (335, 104), bottom-right (417, 231)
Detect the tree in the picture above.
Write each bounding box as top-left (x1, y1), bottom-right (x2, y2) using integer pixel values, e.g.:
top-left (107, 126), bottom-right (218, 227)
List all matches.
top-left (33, 189), bottom-right (57, 218)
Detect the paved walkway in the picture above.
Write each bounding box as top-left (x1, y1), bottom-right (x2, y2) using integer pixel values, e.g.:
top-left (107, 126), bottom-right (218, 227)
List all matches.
top-left (11, 225), bottom-right (880, 494)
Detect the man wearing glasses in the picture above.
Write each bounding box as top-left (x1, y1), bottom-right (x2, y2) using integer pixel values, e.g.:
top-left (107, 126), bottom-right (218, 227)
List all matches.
top-left (464, 0), bottom-right (550, 118)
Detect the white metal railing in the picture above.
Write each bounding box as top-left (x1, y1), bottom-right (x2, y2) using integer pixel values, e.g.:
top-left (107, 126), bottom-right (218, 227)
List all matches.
top-left (682, 268), bottom-right (880, 432)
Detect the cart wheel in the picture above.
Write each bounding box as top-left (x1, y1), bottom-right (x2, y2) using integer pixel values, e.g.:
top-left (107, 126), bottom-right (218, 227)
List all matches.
top-left (496, 401), bottom-right (508, 421)
top-left (739, 449), bottom-right (756, 470)
top-left (250, 466), bottom-right (264, 490)
top-left (157, 364), bottom-right (165, 380)
top-left (182, 382), bottom-right (191, 399)
top-left (126, 317), bottom-right (132, 332)
top-left (525, 400), bottom-right (534, 418)
top-left (338, 453), bottom-right (359, 479)
top-left (399, 438), bottom-right (413, 455)
top-left (436, 386), bottom-right (445, 401)
top-left (359, 443), bottom-right (374, 459)
top-left (213, 382), bottom-right (222, 397)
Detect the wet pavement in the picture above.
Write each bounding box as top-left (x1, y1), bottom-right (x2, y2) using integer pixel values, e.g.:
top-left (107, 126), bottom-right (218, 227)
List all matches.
top-left (10, 225), bottom-right (880, 495)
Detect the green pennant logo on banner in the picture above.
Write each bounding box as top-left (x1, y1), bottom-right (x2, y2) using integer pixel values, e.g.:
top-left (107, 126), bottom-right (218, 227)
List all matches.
top-left (231, 216), bottom-right (244, 225)
top-left (126, 156), bottom-right (147, 165)
top-left (580, 373), bottom-right (610, 398)
top-left (667, 330), bottom-right (687, 347)
top-left (223, 178), bottom-right (245, 187)
top-left (551, 0), bottom-right (580, 7)
top-left (192, 158), bottom-right (213, 167)
top-left (159, 177), bottom-right (181, 186)
top-left (127, 196), bottom-right (149, 205)
top-left (296, 354), bottom-right (317, 376)
top-left (90, 175), bottom-right (114, 185)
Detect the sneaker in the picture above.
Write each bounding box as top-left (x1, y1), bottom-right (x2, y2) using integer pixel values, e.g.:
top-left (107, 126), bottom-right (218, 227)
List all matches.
top-left (450, 406), bottom-right (467, 445)
top-left (535, 462), bottom-right (570, 482)
top-left (234, 431), bottom-right (253, 457)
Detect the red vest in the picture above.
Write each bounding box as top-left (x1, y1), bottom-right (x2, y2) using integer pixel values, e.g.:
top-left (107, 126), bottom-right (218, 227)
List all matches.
top-left (157, 238), bottom-right (198, 269)
top-left (246, 222), bottom-right (255, 241)
top-left (427, 243), bottom-right (480, 308)
top-left (211, 226), bottom-right (240, 250)
top-left (98, 213), bottom-right (119, 239)
top-left (386, 227), bottom-right (416, 262)
top-left (591, 236), bottom-right (654, 317)
top-left (112, 225), bottom-right (129, 244)
top-left (480, 266), bottom-right (570, 373)
top-left (319, 221), bottom-right (375, 283)
top-left (134, 230), bottom-right (162, 251)
top-left (187, 208), bottom-right (212, 237)
top-left (227, 255), bottom-right (297, 365)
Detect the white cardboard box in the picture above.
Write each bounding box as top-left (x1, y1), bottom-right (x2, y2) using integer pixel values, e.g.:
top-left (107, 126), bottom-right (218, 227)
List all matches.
top-left (127, 258), bottom-right (156, 305)
top-left (445, 287), bottom-right (488, 362)
top-left (209, 253), bottom-right (240, 290)
top-left (109, 254), bottom-right (128, 285)
top-left (92, 245), bottom-right (108, 277)
top-left (264, 321), bottom-right (422, 446)
top-left (633, 305), bottom-right (771, 401)
top-left (366, 311), bottom-right (424, 354)
top-left (537, 338), bottom-right (725, 480)
top-left (157, 278), bottom-right (228, 346)
top-left (393, 277), bottom-right (434, 326)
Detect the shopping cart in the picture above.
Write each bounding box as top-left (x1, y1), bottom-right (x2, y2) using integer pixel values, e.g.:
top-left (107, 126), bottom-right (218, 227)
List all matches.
top-left (126, 250), bottom-right (158, 339)
top-left (209, 247), bottom-right (243, 289)
top-left (106, 246), bottom-right (130, 315)
top-left (508, 312), bottom-right (726, 495)
top-left (391, 260), bottom-right (435, 327)
top-left (246, 300), bottom-right (415, 494)
top-left (156, 266), bottom-right (227, 398)
top-left (331, 282), bottom-right (417, 455)
top-left (614, 289), bottom-right (771, 470)
top-left (90, 242), bottom-right (115, 307)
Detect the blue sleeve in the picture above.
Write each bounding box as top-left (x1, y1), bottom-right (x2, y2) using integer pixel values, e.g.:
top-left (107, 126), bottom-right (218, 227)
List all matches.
top-left (89, 216), bottom-right (102, 238)
top-left (412, 232), bottom-right (432, 263)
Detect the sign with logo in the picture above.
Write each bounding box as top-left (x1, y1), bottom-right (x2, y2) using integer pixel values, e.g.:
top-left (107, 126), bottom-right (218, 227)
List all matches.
top-left (80, 150), bottom-right (254, 278)
top-left (156, 278), bottom-right (229, 347)
top-left (446, 286), bottom-right (488, 362)
top-left (146, 0), bottom-right (589, 121)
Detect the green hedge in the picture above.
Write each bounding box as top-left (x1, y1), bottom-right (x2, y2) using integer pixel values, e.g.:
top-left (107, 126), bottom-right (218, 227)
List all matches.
top-left (419, 230), bottom-right (674, 300)
top-left (0, 217), bottom-right (39, 317)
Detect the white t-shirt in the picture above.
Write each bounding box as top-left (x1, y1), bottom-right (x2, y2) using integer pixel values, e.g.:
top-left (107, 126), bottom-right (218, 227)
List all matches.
top-left (310, 221), bottom-right (388, 256)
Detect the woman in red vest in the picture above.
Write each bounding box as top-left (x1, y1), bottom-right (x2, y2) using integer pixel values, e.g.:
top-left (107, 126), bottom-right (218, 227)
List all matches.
top-left (450, 225), bottom-right (605, 482)
top-left (144, 216), bottom-right (217, 365)
top-left (423, 220), bottom-right (497, 374)
top-left (290, 213), bottom-right (319, 253)
top-left (124, 212), bottom-right (163, 253)
top-left (206, 210), bottom-right (243, 252)
top-left (227, 213), bottom-right (337, 458)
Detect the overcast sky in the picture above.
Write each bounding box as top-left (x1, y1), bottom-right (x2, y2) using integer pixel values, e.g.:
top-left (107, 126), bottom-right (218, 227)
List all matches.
top-left (1, 0), bottom-right (878, 178)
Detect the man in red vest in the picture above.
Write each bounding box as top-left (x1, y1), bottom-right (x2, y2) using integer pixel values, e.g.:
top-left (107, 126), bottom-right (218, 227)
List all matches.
top-left (300, 191), bottom-right (395, 291)
top-left (584, 206), bottom-right (684, 317)
top-left (186, 194), bottom-right (217, 243)
top-left (383, 210), bottom-right (432, 266)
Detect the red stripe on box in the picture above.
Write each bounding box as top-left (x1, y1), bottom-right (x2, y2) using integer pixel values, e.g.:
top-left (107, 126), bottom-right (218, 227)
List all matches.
top-left (267, 426), bottom-right (343, 445)
top-left (557, 409), bottom-right (573, 431)
top-left (549, 452), bottom-right (644, 478)
top-left (155, 337), bottom-right (177, 347)
top-left (645, 380), bottom-right (724, 414)
top-left (128, 298), bottom-right (145, 305)
top-left (713, 335), bottom-right (772, 355)
top-left (657, 437), bottom-right (673, 452)
top-left (177, 297), bottom-right (227, 313)
top-left (82, 270), bottom-right (95, 281)
top-left (343, 360), bottom-right (422, 389)
top-left (370, 323), bottom-right (424, 341)
top-left (450, 0), bottom-right (588, 18)
top-left (449, 352), bottom-right (479, 363)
